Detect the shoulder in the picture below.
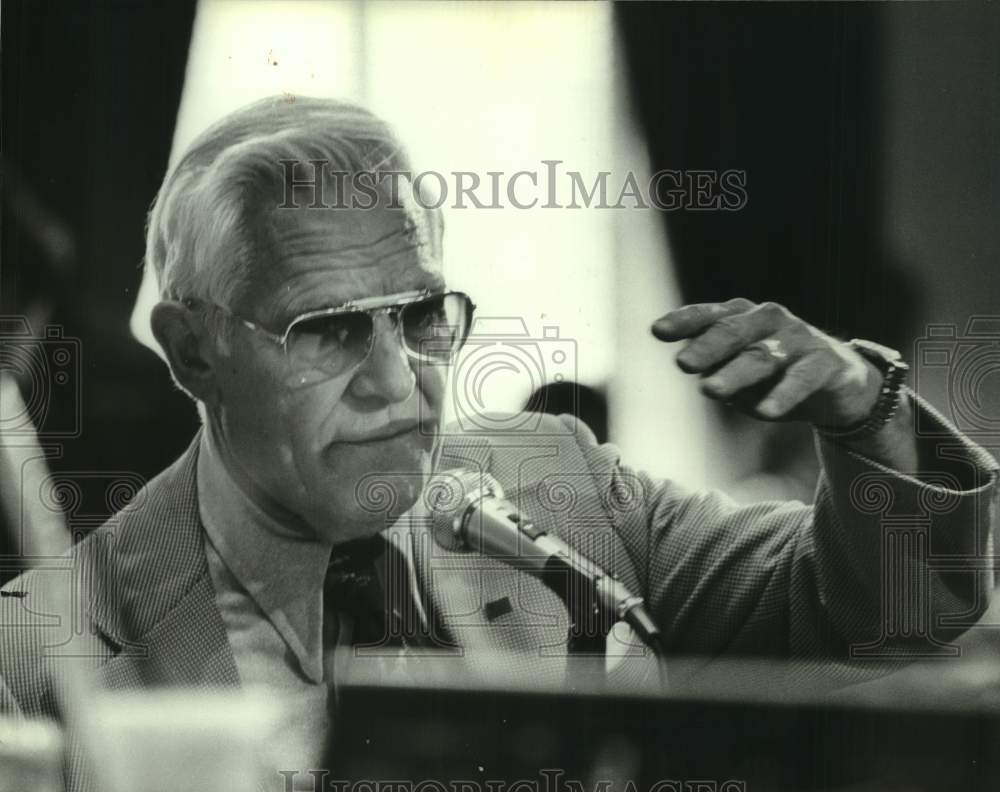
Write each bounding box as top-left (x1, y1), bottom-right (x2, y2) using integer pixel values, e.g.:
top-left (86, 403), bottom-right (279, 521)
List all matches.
top-left (441, 410), bottom-right (609, 453)
top-left (439, 410), bottom-right (625, 495)
top-left (0, 433), bottom-right (204, 715)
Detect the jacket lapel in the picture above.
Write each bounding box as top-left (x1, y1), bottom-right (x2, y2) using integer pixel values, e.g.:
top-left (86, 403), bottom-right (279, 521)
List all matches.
top-left (404, 516), bottom-right (571, 685)
top-left (402, 433), bottom-right (571, 685)
top-left (99, 574), bottom-right (239, 690)
top-left (517, 448), bottom-right (661, 690)
top-left (89, 432), bottom-right (239, 691)
top-left (406, 423), bottom-right (660, 689)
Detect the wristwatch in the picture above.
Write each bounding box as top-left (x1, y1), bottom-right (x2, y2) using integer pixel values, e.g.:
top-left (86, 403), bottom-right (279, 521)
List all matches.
top-left (815, 339), bottom-right (910, 440)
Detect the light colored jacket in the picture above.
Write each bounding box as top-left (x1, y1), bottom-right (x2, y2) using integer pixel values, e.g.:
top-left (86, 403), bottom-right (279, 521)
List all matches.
top-left (1, 405), bottom-right (996, 713)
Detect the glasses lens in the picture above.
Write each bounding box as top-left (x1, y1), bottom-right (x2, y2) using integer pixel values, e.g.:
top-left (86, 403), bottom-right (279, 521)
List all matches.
top-left (401, 293), bottom-right (472, 361)
top-left (286, 311), bottom-right (375, 377)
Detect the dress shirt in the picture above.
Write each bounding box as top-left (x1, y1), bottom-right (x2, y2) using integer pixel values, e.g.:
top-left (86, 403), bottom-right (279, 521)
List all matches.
top-left (197, 427), bottom-right (334, 685)
top-left (196, 427), bottom-right (334, 782)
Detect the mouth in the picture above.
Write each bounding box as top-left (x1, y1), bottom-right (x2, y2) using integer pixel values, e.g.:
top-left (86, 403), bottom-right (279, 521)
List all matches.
top-left (338, 420), bottom-right (421, 446)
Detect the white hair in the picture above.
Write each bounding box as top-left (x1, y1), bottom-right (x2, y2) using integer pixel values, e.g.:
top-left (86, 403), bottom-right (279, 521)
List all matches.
top-left (144, 94), bottom-right (441, 309)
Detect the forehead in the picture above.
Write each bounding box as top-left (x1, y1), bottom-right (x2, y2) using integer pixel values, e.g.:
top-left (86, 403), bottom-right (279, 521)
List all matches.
top-left (245, 203), bottom-right (444, 325)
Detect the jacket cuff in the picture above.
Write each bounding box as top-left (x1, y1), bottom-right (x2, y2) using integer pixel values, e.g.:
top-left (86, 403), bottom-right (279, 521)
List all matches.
top-left (815, 388), bottom-right (999, 497)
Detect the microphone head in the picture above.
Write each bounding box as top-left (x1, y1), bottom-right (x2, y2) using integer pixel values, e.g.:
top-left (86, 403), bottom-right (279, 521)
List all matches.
top-left (424, 468), bottom-right (503, 552)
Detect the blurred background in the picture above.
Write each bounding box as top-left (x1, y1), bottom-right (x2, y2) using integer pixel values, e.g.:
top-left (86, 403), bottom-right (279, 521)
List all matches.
top-left (1, 1), bottom-right (999, 581)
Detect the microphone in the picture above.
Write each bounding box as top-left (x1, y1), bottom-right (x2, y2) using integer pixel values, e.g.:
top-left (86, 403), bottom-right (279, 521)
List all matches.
top-left (425, 469), bottom-right (664, 654)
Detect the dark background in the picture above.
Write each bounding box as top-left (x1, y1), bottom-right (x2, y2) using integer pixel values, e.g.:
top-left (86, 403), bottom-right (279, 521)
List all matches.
top-left (2, 0), bottom-right (201, 480)
top-left (2, 1), bottom-right (199, 574)
top-left (1, 1), bottom-right (998, 575)
top-left (618, 2), bottom-right (999, 350)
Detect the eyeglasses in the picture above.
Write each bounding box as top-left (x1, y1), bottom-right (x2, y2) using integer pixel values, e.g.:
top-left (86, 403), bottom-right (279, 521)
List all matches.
top-left (191, 289), bottom-right (475, 383)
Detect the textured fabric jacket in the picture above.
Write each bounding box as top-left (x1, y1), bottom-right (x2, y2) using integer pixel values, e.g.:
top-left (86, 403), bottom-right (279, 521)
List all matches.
top-left (1, 405), bottom-right (996, 718)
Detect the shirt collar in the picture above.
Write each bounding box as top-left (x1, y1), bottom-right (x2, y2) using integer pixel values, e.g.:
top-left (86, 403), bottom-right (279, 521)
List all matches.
top-left (196, 426), bottom-right (333, 684)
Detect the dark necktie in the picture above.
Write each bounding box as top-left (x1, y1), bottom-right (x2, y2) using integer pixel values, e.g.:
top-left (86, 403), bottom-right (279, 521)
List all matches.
top-left (323, 534), bottom-right (425, 650)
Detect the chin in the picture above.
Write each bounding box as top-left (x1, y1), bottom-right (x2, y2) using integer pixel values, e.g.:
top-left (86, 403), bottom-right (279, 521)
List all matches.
top-left (347, 468), bottom-right (426, 520)
top-left (311, 483), bottom-right (423, 547)
top-left (322, 518), bottom-right (388, 548)
top-left (306, 446), bottom-right (431, 542)
top-left (329, 432), bottom-right (431, 493)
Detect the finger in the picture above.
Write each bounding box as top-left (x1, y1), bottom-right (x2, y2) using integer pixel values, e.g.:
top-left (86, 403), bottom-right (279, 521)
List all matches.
top-left (675, 301), bottom-right (791, 374)
top-left (701, 339), bottom-right (789, 399)
top-left (755, 350), bottom-right (838, 419)
top-left (700, 326), bottom-right (823, 398)
top-left (651, 298), bottom-right (754, 342)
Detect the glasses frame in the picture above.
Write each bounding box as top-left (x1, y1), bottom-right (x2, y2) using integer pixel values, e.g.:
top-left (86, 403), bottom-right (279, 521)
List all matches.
top-left (191, 288), bottom-right (475, 375)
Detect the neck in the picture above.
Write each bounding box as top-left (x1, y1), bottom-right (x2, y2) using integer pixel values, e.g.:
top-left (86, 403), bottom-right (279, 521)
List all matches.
top-left (201, 413), bottom-right (316, 541)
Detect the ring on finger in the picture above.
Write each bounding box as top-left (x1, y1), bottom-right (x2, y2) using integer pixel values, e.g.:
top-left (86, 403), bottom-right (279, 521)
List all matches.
top-left (750, 338), bottom-right (789, 362)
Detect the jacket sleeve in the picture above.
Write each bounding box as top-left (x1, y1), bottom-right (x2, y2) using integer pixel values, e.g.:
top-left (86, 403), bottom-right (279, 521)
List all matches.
top-left (0, 673), bottom-right (23, 717)
top-left (571, 392), bottom-right (998, 667)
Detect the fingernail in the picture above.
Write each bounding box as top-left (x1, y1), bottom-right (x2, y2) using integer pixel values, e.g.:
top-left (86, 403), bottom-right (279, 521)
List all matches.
top-left (675, 347), bottom-right (702, 374)
top-left (702, 376), bottom-right (723, 393)
top-left (758, 398), bottom-right (781, 416)
top-left (651, 318), bottom-right (673, 337)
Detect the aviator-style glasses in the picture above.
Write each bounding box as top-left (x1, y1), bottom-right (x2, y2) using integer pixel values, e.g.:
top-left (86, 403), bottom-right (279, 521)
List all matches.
top-left (193, 289), bottom-right (475, 383)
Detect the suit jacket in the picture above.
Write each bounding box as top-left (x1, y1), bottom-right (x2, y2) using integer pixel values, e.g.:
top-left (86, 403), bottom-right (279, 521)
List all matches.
top-left (1, 406), bottom-right (996, 714)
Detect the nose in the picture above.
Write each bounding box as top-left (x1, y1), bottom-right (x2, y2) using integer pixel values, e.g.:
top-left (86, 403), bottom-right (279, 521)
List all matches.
top-left (347, 311), bottom-right (416, 404)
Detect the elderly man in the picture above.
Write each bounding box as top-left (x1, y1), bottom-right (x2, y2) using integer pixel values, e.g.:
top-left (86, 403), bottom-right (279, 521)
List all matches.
top-left (0, 96), bottom-right (997, 782)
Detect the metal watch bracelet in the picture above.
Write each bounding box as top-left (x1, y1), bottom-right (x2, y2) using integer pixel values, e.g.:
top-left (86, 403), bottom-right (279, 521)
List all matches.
top-left (815, 346), bottom-right (909, 441)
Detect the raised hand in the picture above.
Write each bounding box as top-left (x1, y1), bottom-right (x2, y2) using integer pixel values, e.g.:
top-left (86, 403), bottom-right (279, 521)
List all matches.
top-left (652, 298), bottom-right (881, 429)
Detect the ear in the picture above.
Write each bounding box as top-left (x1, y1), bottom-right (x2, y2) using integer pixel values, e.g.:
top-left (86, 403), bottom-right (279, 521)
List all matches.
top-left (150, 300), bottom-right (220, 406)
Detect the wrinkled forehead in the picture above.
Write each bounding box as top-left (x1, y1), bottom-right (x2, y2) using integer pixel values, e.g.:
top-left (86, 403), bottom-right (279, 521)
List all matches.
top-left (244, 190), bottom-right (445, 325)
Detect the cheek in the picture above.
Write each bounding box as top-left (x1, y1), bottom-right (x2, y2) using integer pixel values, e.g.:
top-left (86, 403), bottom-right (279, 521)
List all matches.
top-left (218, 351), bottom-right (285, 436)
top-left (417, 364), bottom-right (448, 414)
top-left (219, 351), bottom-right (351, 466)
top-left (282, 378), bottom-right (357, 457)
